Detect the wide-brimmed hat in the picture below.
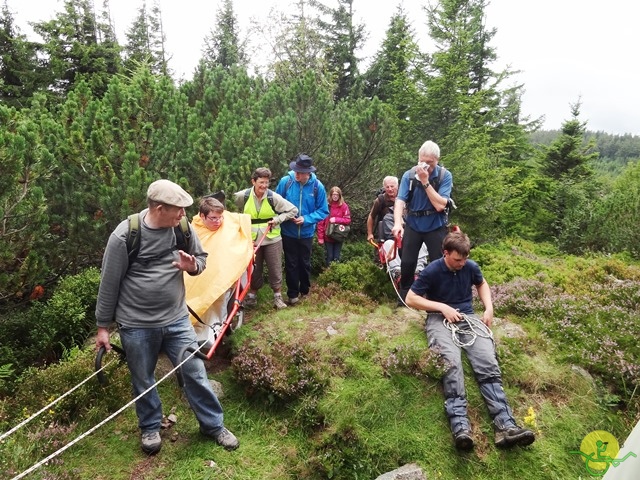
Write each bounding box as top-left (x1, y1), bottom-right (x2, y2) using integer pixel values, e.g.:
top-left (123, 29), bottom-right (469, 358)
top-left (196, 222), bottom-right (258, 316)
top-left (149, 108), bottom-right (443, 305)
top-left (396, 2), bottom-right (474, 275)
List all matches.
top-left (289, 154), bottom-right (316, 173)
top-left (147, 179), bottom-right (193, 207)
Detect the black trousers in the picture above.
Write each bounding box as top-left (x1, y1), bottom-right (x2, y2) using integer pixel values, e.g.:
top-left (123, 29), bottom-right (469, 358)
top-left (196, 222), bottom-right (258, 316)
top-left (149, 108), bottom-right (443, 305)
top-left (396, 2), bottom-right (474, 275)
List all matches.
top-left (282, 235), bottom-right (313, 299)
top-left (399, 224), bottom-right (448, 299)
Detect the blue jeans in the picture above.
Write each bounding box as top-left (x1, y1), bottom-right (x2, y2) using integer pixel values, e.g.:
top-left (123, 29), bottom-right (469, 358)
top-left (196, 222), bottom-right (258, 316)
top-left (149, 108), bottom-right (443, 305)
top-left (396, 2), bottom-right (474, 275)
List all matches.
top-left (325, 241), bottom-right (343, 266)
top-left (118, 315), bottom-right (224, 435)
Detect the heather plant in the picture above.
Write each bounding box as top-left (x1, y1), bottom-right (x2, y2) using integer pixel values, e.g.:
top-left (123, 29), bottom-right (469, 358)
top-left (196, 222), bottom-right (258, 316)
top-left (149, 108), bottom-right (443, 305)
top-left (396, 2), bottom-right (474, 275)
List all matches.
top-left (380, 342), bottom-right (448, 380)
top-left (231, 340), bottom-right (330, 403)
top-left (493, 276), bottom-right (640, 405)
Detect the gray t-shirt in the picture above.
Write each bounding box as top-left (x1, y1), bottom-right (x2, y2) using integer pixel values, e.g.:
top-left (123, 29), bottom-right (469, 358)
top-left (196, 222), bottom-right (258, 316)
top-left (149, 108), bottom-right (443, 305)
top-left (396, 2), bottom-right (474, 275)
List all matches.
top-left (95, 209), bottom-right (207, 329)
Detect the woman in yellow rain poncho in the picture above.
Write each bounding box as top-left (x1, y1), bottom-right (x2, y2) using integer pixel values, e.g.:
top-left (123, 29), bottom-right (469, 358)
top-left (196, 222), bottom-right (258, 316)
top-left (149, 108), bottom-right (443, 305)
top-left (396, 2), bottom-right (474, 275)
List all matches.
top-left (184, 197), bottom-right (253, 344)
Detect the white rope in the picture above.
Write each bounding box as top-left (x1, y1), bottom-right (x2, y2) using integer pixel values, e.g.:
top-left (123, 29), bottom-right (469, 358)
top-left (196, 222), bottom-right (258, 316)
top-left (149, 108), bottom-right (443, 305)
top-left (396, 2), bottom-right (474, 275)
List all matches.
top-left (443, 312), bottom-right (493, 348)
top-left (0, 356), bottom-right (119, 442)
top-left (10, 343), bottom-right (205, 480)
top-left (387, 266), bottom-right (426, 318)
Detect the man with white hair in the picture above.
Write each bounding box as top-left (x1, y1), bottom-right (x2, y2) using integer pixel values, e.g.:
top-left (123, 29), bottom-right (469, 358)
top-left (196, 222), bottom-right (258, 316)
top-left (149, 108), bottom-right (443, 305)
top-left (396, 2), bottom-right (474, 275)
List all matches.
top-left (367, 175), bottom-right (427, 280)
top-left (392, 140), bottom-right (452, 302)
top-left (366, 175), bottom-right (399, 244)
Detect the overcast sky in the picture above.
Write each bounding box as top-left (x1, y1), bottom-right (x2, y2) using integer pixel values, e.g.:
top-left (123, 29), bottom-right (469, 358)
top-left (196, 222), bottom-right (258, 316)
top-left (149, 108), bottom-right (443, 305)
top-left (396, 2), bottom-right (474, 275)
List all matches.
top-left (8, 0), bottom-right (640, 135)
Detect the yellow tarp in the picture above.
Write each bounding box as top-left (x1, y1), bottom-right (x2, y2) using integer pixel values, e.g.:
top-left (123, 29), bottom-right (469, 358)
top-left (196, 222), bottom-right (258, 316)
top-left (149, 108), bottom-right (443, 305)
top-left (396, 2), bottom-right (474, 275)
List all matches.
top-left (184, 211), bottom-right (253, 328)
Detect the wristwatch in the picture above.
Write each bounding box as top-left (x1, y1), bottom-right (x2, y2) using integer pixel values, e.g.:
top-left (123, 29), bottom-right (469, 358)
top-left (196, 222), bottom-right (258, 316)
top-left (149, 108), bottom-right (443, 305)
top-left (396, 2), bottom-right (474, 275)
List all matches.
top-left (423, 182), bottom-right (430, 189)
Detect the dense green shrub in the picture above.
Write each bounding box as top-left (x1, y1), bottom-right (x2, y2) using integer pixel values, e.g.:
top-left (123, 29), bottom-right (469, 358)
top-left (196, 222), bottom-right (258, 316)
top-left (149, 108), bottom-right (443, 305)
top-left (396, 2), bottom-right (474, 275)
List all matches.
top-left (339, 240), bottom-right (376, 264)
top-left (317, 259), bottom-right (395, 300)
top-left (0, 268), bottom-right (100, 383)
top-left (2, 346), bottom-right (129, 429)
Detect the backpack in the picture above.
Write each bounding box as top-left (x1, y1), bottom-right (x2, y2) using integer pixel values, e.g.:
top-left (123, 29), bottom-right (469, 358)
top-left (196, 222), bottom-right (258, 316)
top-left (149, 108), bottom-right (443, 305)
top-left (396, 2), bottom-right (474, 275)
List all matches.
top-left (126, 213), bottom-right (191, 267)
top-left (374, 193), bottom-right (395, 241)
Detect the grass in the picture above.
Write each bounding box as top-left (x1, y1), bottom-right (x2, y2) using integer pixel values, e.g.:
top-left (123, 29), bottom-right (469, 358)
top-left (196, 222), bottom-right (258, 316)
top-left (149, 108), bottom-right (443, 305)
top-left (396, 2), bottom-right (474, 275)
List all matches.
top-left (1, 240), bottom-right (639, 479)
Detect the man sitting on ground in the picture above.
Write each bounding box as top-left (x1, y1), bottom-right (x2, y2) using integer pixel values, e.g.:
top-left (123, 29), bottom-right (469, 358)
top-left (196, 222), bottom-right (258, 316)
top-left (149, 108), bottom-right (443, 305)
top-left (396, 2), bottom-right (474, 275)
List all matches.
top-left (406, 231), bottom-right (535, 451)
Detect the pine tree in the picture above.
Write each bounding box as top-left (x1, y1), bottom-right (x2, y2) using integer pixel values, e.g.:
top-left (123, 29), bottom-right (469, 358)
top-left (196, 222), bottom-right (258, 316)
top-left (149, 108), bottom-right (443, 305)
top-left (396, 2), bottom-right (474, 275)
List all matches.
top-left (313, 0), bottom-right (365, 100)
top-left (32, 0), bottom-right (121, 97)
top-left (363, 6), bottom-right (427, 148)
top-left (263, 0), bottom-right (327, 85)
top-left (202, 0), bottom-right (246, 69)
top-left (543, 102), bottom-right (597, 182)
top-left (0, 1), bottom-right (42, 107)
top-left (0, 101), bottom-right (51, 299)
top-left (148, 0), bottom-right (171, 76)
top-left (123, 3), bottom-right (152, 74)
top-left (540, 102), bottom-right (598, 247)
top-left (422, 0), bottom-right (535, 241)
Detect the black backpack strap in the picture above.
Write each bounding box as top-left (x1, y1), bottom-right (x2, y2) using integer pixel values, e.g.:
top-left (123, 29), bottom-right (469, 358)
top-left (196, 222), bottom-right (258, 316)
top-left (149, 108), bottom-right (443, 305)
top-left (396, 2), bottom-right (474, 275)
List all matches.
top-left (266, 190), bottom-right (275, 210)
top-left (126, 213), bottom-right (141, 266)
top-left (175, 216), bottom-right (191, 252)
top-left (406, 166), bottom-right (419, 207)
top-left (127, 214), bottom-right (191, 268)
top-left (432, 165), bottom-right (447, 192)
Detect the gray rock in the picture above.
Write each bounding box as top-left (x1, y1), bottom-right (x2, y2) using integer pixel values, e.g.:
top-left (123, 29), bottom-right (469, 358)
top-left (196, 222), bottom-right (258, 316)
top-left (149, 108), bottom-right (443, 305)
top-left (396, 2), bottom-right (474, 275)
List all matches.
top-left (493, 317), bottom-right (526, 339)
top-left (571, 365), bottom-right (594, 383)
top-left (375, 463), bottom-right (426, 480)
top-left (209, 379), bottom-right (224, 399)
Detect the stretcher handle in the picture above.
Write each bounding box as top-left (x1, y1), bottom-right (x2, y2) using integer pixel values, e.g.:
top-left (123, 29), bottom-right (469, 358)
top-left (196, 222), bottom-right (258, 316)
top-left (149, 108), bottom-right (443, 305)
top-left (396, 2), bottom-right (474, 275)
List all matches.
top-left (95, 344), bottom-right (126, 386)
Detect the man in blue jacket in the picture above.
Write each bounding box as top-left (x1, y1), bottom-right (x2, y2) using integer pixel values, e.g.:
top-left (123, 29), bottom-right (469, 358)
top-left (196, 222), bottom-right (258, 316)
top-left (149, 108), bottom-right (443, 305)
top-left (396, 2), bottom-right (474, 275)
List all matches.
top-left (276, 154), bottom-right (329, 304)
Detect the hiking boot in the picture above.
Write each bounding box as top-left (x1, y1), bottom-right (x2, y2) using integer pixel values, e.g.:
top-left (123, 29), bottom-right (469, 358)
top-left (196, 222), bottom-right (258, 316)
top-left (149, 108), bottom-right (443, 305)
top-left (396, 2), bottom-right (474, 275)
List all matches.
top-left (453, 430), bottom-right (474, 451)
top-left (141, 431), bottom-right (162, 455)
top-left (390, 268), bottom-right (401, 283)
top-left (244, 294), bottom-right (257, 308)
top-left (214, 427), bottom-right (239, 451)
top-left (494, 425), bottom-right (535, 448)
top-left (288, 296), bottom-right (299, 305)
top-left (274, 295), bottom-right (288, 309)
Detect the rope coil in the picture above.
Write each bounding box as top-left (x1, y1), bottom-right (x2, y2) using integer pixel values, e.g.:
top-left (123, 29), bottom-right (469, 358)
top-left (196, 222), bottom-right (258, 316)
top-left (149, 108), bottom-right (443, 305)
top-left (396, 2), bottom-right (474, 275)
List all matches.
top-left (442, 312), bottom-right (493, 348)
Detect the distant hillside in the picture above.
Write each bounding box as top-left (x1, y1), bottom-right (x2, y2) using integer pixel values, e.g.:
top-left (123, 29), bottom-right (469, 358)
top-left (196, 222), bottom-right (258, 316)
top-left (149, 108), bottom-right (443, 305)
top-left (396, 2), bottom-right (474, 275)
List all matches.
top-left (530, 130), bottom-right (640, 176)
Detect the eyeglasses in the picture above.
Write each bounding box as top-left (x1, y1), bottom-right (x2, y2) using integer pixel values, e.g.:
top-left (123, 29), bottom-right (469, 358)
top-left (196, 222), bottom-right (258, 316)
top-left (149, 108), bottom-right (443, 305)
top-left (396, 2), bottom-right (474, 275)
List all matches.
top-left (206, 215), bottom-right (224, 223)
